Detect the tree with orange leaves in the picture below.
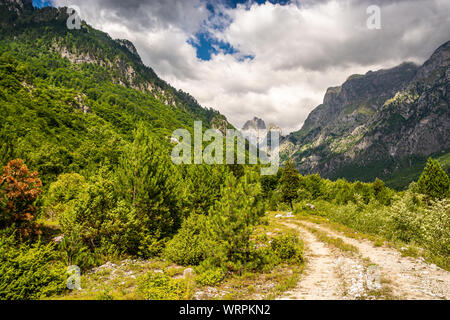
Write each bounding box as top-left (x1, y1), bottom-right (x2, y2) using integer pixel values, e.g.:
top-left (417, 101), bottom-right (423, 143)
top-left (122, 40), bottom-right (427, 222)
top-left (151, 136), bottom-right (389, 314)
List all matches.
top-left (0, 159), bottom-right (42, 238)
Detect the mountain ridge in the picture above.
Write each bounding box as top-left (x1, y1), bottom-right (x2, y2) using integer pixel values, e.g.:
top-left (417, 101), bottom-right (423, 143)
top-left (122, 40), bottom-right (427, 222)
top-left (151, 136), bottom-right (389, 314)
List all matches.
top-left (282, 40), bottom-right (450, 188)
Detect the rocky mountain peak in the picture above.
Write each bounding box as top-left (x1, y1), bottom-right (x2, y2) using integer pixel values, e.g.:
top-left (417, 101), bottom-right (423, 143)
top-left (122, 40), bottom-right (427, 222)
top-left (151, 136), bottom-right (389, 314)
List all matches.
top-left (242, 117), bottom-right (266, 130)
top-left (414, 40), bottom-right (450, 81)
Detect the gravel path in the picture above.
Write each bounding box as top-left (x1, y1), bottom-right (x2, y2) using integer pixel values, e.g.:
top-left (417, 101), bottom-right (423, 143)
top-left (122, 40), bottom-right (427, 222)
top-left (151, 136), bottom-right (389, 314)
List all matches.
top-left (282, 218), bottom-right (450, 300)
top-left (280, 223), bottom-right (345, 299)
top-left (300, 220), bottom-right (450, 300)
top-left (280, 222), bottom-right (377, 300)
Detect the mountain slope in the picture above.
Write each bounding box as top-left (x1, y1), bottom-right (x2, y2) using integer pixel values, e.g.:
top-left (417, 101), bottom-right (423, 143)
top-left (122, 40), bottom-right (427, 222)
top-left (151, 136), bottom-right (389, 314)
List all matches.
top-left (0, 0), bottom-right (230, 184)
top-left (283, 41), bottom-right (450, 188)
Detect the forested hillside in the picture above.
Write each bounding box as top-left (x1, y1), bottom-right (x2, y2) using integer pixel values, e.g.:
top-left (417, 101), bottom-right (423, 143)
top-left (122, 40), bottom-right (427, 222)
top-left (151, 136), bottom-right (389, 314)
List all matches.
top-left (0, 0), bottom-right (230, 187)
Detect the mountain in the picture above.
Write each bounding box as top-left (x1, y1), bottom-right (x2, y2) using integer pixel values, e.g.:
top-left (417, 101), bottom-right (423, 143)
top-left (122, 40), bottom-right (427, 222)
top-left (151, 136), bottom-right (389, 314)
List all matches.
top-left (0, 0), bottom-right (231, 184)
top-left (241, 117), bottom-right (267, 146)
top-left (241, 117), bottom-right (282, 153)
top-left (282, 41), bottom-right (450, 188)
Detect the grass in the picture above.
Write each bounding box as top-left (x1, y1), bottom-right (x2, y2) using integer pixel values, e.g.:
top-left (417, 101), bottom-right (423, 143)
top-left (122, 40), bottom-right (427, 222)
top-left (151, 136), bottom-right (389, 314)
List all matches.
top-left (51, 212), bottom-right (306, 300)
top-left (301, 223), bottom-right (359, 254)
top-left (53, 258), bottom-right (179, 300)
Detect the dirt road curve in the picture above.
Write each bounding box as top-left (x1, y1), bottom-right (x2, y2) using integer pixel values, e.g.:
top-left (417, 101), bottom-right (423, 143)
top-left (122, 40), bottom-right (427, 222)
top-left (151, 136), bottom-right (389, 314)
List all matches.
top-left (280, 219), bottom-right (450, 300)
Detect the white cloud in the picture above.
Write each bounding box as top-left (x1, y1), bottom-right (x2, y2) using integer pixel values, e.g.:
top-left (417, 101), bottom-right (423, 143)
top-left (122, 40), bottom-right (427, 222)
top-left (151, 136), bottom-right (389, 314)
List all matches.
top-left (52, 0), bottom-right (450, 134)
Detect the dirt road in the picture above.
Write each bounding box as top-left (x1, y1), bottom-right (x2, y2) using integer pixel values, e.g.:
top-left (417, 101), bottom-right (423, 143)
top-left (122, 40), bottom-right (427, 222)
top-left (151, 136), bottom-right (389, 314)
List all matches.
top-left (280, 218), bottom-right (450, 300)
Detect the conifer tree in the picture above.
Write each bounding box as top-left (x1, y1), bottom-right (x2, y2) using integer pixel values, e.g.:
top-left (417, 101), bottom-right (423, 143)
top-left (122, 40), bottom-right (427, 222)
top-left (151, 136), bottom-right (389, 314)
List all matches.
top-left (417, 158), bottom-right (450, 199)
top-left (185, 164), bottom-right (228, 215)
top-left (117, 124), bottom-right (185, 256)
top-left (280, 158), bottom-right (300, 210)
top-left (208, 172), bottom-right (265, 267)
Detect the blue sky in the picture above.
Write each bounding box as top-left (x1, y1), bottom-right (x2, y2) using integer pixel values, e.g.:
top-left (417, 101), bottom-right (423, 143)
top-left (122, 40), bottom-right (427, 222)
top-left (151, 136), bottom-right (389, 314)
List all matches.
top-left (32, 0), bottom-right (52, 8)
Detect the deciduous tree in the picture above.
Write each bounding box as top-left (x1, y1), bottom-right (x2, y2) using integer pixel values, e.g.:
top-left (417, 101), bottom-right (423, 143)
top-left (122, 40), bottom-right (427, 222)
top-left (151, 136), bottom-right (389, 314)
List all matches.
top-left (0, 159), bottom-right (42, 238)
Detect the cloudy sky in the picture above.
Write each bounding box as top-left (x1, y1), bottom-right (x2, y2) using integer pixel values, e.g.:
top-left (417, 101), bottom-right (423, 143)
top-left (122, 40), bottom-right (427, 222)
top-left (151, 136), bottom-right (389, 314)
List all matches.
top-left (35, 0), bottom-right (450, 134)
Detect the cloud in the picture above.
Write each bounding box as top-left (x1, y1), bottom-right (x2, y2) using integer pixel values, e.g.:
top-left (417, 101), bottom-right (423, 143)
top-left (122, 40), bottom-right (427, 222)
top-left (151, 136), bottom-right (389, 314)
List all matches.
top-left (52, 0), bottom-right (450, 134)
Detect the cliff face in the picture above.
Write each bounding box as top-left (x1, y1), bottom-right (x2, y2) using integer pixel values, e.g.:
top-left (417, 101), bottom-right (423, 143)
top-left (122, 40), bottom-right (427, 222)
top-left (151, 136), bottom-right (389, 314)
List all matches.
top-left (242, 117), bottom-right (267, 130)
top-left (284, 41), bottom-right (450, 187)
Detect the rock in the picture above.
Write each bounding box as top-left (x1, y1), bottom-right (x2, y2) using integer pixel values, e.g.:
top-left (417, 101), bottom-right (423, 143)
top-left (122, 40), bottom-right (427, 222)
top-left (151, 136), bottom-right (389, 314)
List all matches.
top-left (306, 203), bottom-right (316, 210)
top-left (183, 268), bottom-right (194, 279)
top-left (170, 137), bottom-right (179, 144)
top-left (286, 211), bottom-right (293, 217)
top-left (275, 214), bottom-right (283, 218)
top-left (51, 235), bottom-right (64, 244)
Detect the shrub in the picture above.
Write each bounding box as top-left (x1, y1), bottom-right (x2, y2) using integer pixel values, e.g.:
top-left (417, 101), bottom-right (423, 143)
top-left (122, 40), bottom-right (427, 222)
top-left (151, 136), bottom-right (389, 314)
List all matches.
top-left (0, 233), bottom-right (66, 300)
top-left (300, 174), bottom-right (324, 200)
top-left (58, 172), bottom-right (139, 256)
top-left (42, 173), bottom-right (87, 220)
top-left (164, 214), bottom-right (209, 266)
top-left (195, 268), bottom-right (225, 287)
top-left (247, 245), bottom-right (280, 272)
top-left (270, 233), bottom-right (303, 263)
top-left (421, 199), bottom-right (450, 259)
top-left (388, 194), bottom-right (422, 243)
top-left (137, 272), bottom-right (187, 300)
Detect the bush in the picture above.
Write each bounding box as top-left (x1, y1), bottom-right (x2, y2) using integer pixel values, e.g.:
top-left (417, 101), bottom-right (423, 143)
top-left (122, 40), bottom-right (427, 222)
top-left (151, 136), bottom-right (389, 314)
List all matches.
top-left (270, 234), bottom-right (303, 263)
top-left (137, 272), bottom-right (187, 300)
top-left (388, 194), bottom-right (422, 243)
top-left (195, 268), bottom-right (225, 287)
top-left (247, 245), bottom-right (280, 272)
top-left (42, 173), bottom-right (87, 220)
top-left (420, 199), bottom-right (449, 259)
top-left (0, 233), bottom-right (66, 300)
top-left (58, 172), bottom-right (139, 256)
top-left (164, 214), bottom-right (209, 266)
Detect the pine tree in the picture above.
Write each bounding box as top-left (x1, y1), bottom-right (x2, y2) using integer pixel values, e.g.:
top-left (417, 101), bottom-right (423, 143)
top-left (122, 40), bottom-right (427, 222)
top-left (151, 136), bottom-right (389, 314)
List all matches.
top-left (117, 124), bottom-right (185, 256)
top-left (417, 158), bottom-right (450, 199)
top-left (184, 164), bottom-right (228, 215)
top-left (208, 172), bottom-right (265, 268)
top-left (280, 158), bottom-right (300, 210)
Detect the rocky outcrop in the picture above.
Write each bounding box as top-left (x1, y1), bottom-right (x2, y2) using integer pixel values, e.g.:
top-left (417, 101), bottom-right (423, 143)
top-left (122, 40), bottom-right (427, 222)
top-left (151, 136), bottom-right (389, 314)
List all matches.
top-left (242, 117), bottom-right (266, 130)
top-left (241, 117), bottom-right (268, 147)
top-left (283, 41), bottom-right (450, 185)
top-left (115, 39), bottom-right (140, 60)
